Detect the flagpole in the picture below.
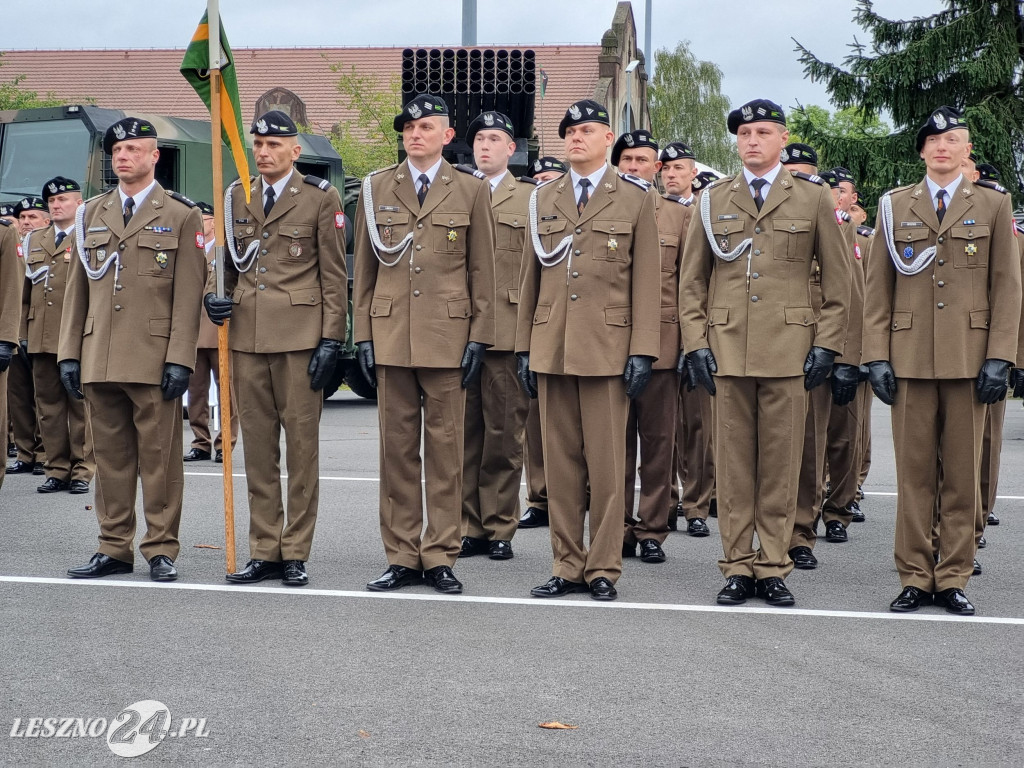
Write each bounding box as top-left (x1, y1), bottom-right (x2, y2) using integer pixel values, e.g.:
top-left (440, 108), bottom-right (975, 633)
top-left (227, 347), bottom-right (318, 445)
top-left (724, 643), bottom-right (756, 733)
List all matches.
top-left (208, 0), bottom-right (237, 573)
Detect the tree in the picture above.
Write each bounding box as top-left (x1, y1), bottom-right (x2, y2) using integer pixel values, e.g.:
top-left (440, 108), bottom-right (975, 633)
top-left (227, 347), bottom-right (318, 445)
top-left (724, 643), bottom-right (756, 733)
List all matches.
top-left (0, 52), bottom-right (67, 109)
top-left (794, 0), bottom-right (1024, 210)
top-left (649, 42), bottom-right (738, 174)
top-left (324, 61), bottom-right (402, 179)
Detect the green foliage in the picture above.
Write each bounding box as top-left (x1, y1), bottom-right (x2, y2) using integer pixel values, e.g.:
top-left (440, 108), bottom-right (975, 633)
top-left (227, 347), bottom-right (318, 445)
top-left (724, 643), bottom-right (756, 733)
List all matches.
top-left (0, 52), bottom-right (67, 109)
top-left (326, 61), bottom-right (402, 179)
top-left (649, 42), bottom-right (739, 174)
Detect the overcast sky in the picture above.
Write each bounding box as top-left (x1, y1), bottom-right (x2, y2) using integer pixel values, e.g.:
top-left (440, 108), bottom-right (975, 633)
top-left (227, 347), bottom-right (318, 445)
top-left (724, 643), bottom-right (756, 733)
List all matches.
top-left (9, 0), bottom-right (943, 114)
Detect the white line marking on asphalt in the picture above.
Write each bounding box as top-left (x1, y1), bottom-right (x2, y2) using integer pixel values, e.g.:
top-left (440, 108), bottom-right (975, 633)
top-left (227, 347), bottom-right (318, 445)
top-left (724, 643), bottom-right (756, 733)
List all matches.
top-left (1, 575), bottom-right (1021, 626)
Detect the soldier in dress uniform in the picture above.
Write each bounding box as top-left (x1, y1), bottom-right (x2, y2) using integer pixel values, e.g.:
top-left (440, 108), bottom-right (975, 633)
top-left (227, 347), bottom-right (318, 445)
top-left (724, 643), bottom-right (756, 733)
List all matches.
top-left (458, 111), bottom-right (531, 561)
top-left (23, 177), bottom-right (94, 494)
top-left (60, 117), bottom-right (206, 582)
top-left (0, 214), bottom-right (22, 490)
top-left (204, 110), bottom-right (347, 587)
top-left (527, 156), bottom-right (568, 184)
top-left (864, 106), bottom-right (1021, 615)
top-left (354, 94), bottom-right (495, 595)
top-left (679, 100), bottom-right (852, 606)
top-left (0, 203), bottom-right (16, 226)
top-left (516, 100), bottom-right (661, 602)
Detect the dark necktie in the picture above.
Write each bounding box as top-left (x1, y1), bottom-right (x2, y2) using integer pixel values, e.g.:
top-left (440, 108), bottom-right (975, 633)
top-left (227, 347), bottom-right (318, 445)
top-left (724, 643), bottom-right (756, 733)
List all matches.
top-left (577, 178), bottom-right (591, 216)
top-left (417, 174), bottom-right (430, 206)
top-left (935, 189), bottom-right (946, 224)
top-left (123, 197), bottom-right (135, 227)
top-left (264, 187), bottom-right (276, 217)
top-left (54, 230), bottom-right (66, 249)
top-left (751, 178), bottom-right (767, 212)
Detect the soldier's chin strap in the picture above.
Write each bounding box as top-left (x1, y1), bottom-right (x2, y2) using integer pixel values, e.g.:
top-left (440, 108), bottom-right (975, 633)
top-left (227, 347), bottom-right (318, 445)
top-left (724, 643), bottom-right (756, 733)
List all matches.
top-left (223, 180), bottom-right (259, 273)
top-left (20, 230), bottom-right (49, 285)
top-left (74, 202), bottom-right (120, 295)
top-left (879, 192), bottom-right (936, 276)
top-left (528, 186), bottom-right (574, 285)
top-left (361, 174), bottom-right (413, 267)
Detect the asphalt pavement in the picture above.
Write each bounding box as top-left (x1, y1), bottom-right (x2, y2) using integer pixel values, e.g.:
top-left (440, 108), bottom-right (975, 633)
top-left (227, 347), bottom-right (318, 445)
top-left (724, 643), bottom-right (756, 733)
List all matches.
top-left (1, 393), bottom-right (1022, 767)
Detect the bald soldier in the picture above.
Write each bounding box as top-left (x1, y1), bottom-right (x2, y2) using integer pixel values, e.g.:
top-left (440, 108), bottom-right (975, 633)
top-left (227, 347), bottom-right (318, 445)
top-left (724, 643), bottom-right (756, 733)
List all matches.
top-left (517, 99), bottom-right (661, 602)
top-left (355, 94), bottom-right (495, 595)
top-left (864, 106), bottom-right (1021, 615)
top-left (0, 216), bottom-right (21, 490)
top-left (204, 110), bottom-right (347, 588)
top-left (679, 100), bottom-right (852, 606)
top-left (60, 117), bottom-right (206, 581)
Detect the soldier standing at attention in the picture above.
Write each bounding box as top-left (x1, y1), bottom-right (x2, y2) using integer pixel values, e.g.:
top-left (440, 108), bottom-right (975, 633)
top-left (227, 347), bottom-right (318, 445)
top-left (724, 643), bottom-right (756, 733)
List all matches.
top-left (0, 215), bottom-right (21, 490)
top-left (517, 100), bottom-right (661, 602)
top-left (865, 107), bottom-right (1021, 615)
top-left (204, 111), bottom-right (347, 588)
top-left (679, 100), bottom-right (852, 606)
top-left (354, 94), bottom-right (495, 595)
top-left (459, 111), bottom-right (530, 561)
top-left (61, 117), bottom-right (206, 582)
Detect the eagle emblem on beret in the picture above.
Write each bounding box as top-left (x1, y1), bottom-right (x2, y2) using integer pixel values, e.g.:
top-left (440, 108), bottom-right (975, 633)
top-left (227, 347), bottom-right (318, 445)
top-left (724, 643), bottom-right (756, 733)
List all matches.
top-left (48, 183), bottom-right (58, 193)
top-left (483, 113), bottom-right (495, 126)
top-left (624, 134), bottom-right (635, 147)
top-left (741, 105), bottom-right (753, 121)
top-left (255, 119), bottom-right (268, 134)
top-left (568, 104), bottom-right (582, 120)
top-left (113, 125), bottom-right (127, 140)
top-left (780, 149), bottom-right (790, 162)
top-left (408, 103), bottom-right (422, 119)
top-left (933, 112), bottom-right (947, 130)
top-left (667, 146), bottom-right (678, 159)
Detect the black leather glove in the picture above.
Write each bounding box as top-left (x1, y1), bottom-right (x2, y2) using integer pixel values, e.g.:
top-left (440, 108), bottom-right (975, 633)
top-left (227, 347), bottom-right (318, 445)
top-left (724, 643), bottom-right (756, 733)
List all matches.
top-left (803, 346), bottom-right (836, 390)
top-left (308, 338), bottom-right (342, 391)
top-left (356, 341), bottom-right (376, 388)
top-left (161, 363), bottom-right (192, 401)
top-left (866, 361), bottom-right (896, 406)
top-left (976, 359), bottom-right (1011, 405)
top-left (460, 341), bottom-right (487, 388)
top-left (624, 355), bottom-right (654, 399)
top-left (0, 341), bottom-right (14, 374)
top-left (830, 363), bottom-right (860, 407)
top-left (516, 352), bottom-right (537, 399)
top-left (858, 364), bottom-right (870, 382)
top-left (59, 359), bottom-right (83, 399)
top-left (203, 292), bottom-right (233, 326)
top-left (18, 339), bottom-right (31, 368)
top-left (1011, 368), bottom-right (1024, 399)
top-left (684, 348), bottom-right (717, 395)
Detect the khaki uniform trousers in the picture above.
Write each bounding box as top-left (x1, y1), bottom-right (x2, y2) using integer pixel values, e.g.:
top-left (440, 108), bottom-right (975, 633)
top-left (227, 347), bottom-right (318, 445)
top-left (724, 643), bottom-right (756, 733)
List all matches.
top-left (377, 365), bottom-right (465, 571)
top-left (33, 353), bottom-right (93, 483)
top-left (857, 383), bottom-right (872, 489)
top-left (538, 373), bottom-right (628, 584)
top-left (84, 382), bottom-right (184, 563)
top-left (462, 350), bottom-right (529, 542)
top-left (187, 347), bottom-right (239, 453)
top-left (523, 398), bottom-right (548, 512)
top-left (978, 398), bottom-right (1005, 545)
top-left (233, 350), bottom-right (323, 562)
top-left (791, 382), bottom-right (830, 550)
top-left (0, 370), bottom-right (7, 489)
top-left (714, 376), bottom-right (806, 579)
top-left (673, 382), bottom-right (716, 519)
top-left (892, 378), bottom-right (984, 592)
top-left (624, 369), bottom-right (679, 544)
top-left (8, 354), bottom-right (43, 463)
top-left (821, 395), bottom-right (861, 527)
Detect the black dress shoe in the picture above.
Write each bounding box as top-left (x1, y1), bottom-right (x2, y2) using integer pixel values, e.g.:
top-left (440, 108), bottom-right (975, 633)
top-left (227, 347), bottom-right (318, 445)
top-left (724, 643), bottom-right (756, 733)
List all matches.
top-left (518, 507), bottom-right (549, 528)
top-left (849, 500), bottom-right (865, 523)
top-left (225, 559), bottom-right (283, 583)
top-left (37, 477), bottom-right (70, 493)
top-left (530, 576), bottom-right (588, 598)
top-left (889, 586), bottom-right (932, 613)
top-left (639, 539), bottom-right (666, 563)
top-left (622, 541), bottom-right (637, 558)
top-left (424, 565), bottom-right (463, 594)
top-left (686, 518), bottom-right (710, 537)
top-left (68, 480), bottom-right (90, 494)
top-left (215, 449), bottom-right (223, 463)
top-left (366, 565), bottom-right (423, 591)
top-left (987, 512), bottom-right (999, 526)
top-left (589, 577), bottom-right (617, 601)
top-left (708, 498), bottom-right (718, 518)
top-left (68, 553), bottom-right (133, 579)
top-left (282, 560), bottom-right (308, 586)
top-left (716, 575), bottom-right (755, 605)
top-left (973, 558), bottom-right (982, 576)
top-left (756, 577), bottom-right (795, 606)
top-left (6, 443), bottom-right (15, 458)
top-left (459, 536), bottom-right (489, 558)
top-left (32, 462), bottom-right (45, 475)
top-left (934, 588), bottom-right (975, 615)
top-left (488, 540), bottom-right (513, 560)
top-left (183, 448), bottom-right (212, 462)
top-left (6, 459), bottom-right (33, 474)
top-left (824, 520), bottom-right (848, 542)
top-left (789, 545), bottom-right (818, 570)
top-left (148, 555), bottom-right (177, 582)
top-left (978, 536), bottom-right (986, 549)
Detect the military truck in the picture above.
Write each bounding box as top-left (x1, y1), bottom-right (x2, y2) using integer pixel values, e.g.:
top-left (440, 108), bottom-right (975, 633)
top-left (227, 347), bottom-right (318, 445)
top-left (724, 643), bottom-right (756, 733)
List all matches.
top-left (0, 104), bottom-right (371, 400)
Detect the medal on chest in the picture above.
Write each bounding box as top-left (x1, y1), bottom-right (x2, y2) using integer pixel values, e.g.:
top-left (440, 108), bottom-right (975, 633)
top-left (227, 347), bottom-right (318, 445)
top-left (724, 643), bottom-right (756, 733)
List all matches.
top-left (289, 241), bottom-right (303, 258)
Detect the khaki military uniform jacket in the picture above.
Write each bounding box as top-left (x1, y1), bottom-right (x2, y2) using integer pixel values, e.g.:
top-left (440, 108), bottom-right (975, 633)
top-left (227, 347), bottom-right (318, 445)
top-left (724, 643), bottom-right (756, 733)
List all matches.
top-left (196, 242), bottom-right (219, 350)
top-left (862, 178), bottom-right (1021, 377)
top-left (655, 195), bottom-right (692, 369)
top-left (59, 185), bottom-right (206, 384)
top-left (22, 224), bottom-right (75, 355)
top-left (216, 171), bottom-right (348, 353)
top-left (0, 222), bottom-right (21, 344)
top-left (353, 160), bottom-right (496, 367)
top-left (490, 173), bottom-right (532, 352)
top-left (515, 166), bottom-right (662, 374)
top-left (678, 169), bottom-right (852, 377)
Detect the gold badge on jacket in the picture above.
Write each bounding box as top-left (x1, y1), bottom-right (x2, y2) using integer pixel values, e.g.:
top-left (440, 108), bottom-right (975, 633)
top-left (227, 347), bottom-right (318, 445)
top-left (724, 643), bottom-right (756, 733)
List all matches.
top-left (608, 237), bottom-right (618, 251)
top-left (447, 229), bottom-right (458, 242)
top-left (965, 243), bottom-right (977, 255)
top-left (155, 252), bottom-right (168, 268)
top-left (289, 242), bottom-right (303, 258)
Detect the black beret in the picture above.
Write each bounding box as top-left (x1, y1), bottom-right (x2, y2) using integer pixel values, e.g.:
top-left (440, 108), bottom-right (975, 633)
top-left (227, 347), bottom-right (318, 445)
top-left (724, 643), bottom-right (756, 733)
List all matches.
top-left (780, 143), bottom-right (817, 167)
top-left (14, 196), bottom-right (47, 216)
top-left (558, 99), bottom-right (610, 139)
top-left (41, 176), bottom-right (82, 201)
top-left (975, 163), bottom-right (1000, 182)
top-left (831, 167), bottom-right (856, 186)
top-left (252, 110), bottom-right (298, 137)
top-left (611, 130), bottom-right (659, 166)
top-left (103, 117), bottom-right (158, 154)
top-left (394, 94), bottom-right (450, 131)
top-left (0, 203), bottom-right (16, 217)
top-left (528, 156), bottom-right (568, 177)
top-left (969, 149), bottom-right (980, 163)
top-left (728, 99), bottom-right (786, 135)
top-left (691, 171), bottom-right (720, 192)
top-left (916, 106), bottom-right (967, 152)
top-left (467, 111), bottom-right (515, 144)
top-left (195, 201), bottom-right (215, 216)
top-left (817, 170), bottom-right (840, 189)
top-left (659, 142), bottom-right (695, 163)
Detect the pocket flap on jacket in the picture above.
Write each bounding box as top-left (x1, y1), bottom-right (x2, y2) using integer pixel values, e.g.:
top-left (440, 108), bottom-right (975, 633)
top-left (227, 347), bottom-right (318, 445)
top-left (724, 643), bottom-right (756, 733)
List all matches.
top-left (774, 219), bottom-right (812, 234)
top-left (508, 288), bottom-right (520, 304)
top-left (538, 219), bottom-right (567, 236)
top-left (84, 231), bottom-right (111, 249)
top-left (370, 296), bottom-right (392, 317)
top-left (891, 310), bottom-right (913, 331)
top-left (707, 307), bottom-right (729, 326)
top-left (497, 212), bottom-right (526, 229)
top-left (447, 297), bottom-right (472, 318)
top-left (970, 309), bottom-right (991, 329)
top-left (604, 305), bottom-right (632, 326)
top-left (138, 233), bottom-right (178, 250)
top-left (533, 304), bottom-right (551, 324)
top-left (282, 223), bottom-right (314, 239)
top-left (289, 287), bottom-right (322, 306)
top-left (784, 306), bottom-right (815, 326)
top-left (660, 305), bottom-right (678, 323)
top-left (83, 317), bottom-right (94, 336)
top-left (592, 220), bottom-right (632, 235)
top-left (433, 213), bottom-right (471, 228)
top-left (149, 318), bottom-right (171, 337)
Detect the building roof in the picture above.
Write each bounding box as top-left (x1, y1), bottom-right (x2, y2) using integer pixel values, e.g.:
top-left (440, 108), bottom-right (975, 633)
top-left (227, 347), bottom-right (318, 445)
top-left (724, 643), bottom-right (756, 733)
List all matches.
top-left (2, 45), bottom-right (600, 156)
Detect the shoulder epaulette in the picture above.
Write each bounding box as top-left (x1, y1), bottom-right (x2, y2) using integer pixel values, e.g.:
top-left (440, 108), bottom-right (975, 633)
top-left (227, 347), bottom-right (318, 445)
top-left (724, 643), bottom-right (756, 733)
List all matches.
top-left (517, 176), bottom-right (541, 186)
top-left (663, 194), bottom-right (692, 207)
top-left (368, 164), bottom-right (399, 177)
top-left (165, 190), bottom-right (196, 208)
top-left (838, 209), bottom-right (851, 222)
top-left (86, 189), bottom-right (115, 204)
top-left (975, 179), bottom-right (1008, 195)
top-left (454, 164), bottom-right (487, 180)
top-left (303, 175), bottom-right (332, 191)
top-left (790, 171), bottom-right (825, 186)
top-left (618, 172), bottom-right (652, 191)
top-left (857, 225), bottom-right (875, 237)
top-left (887, 183), bottom-right (916, 196)
top-left (0, 219), bottom-right (10, 227)
top-left (707, 176), bottom-right (733, 191)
